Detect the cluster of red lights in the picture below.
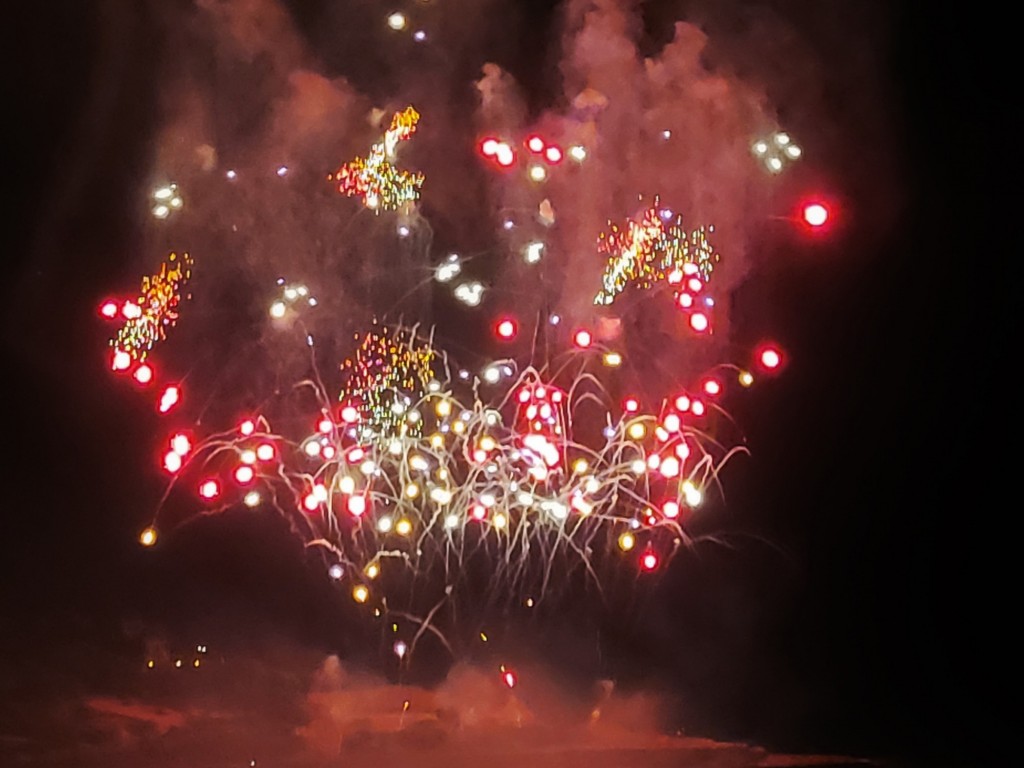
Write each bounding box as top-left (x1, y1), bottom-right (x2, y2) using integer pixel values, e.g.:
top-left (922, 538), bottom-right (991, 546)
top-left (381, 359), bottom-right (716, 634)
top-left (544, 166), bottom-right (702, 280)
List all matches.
top-left (478, 134), bottom-right (563, 169)
top-left (668, 262), bottom-right (711, 333)
top-left (100, 300), bottom-right (183, 414)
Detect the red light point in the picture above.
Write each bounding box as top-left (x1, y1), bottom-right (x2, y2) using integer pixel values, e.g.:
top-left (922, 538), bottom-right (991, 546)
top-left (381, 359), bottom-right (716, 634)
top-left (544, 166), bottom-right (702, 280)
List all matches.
top-left (759, 346), bottom-right (783, 370)
top-left (99, 301), bottom-right (118, 318)
top-left (158, 385), bottom-right (180, 413)
top-left (641, 550), bottom-right (660, 571)
top-left (480, 138), bottom-right (499, 156)
top-left (573, 329), bottom-right (592, 349)
top-left (526, 135), bottom-right (545, 153)
top-left (802, 202), bottom-right (830, 228)
top-left (134, 364), bottom-right (153, 385)
top-left (496, 318), bottom-right (517, 340)
top-left (198, 480), bottom-right (220, 500)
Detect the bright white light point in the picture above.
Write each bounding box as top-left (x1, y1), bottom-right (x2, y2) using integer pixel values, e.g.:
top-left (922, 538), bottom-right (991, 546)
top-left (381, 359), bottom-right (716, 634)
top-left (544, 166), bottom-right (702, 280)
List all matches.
top-left (244, 491), bottom-right (261, 507)
top-left (569, 145), bottom-right (586, 161)
top-left (360, 460), bottom-right (377, 475)
top-left (377, 516), bottom-right (394, 533)
top-left (413, 30), bottom-right (426, 41)
top-left (528, 165), bottom-right (547, 182)
top-left (483, 367), bottom-right (500, 384)
top-left (328, 564), bottom-right (343, 580)
top-left (774, 132), bottom-right (791, 146)
top-left (387, 12), bottom-right (407, 30)
top-left (304, 441), bottom-right (321, 457)
top-left (284, 287), bottom-right (298, 300)
top-left (306, 335), bottom-right (314, 346)
top-left (270, 301), bottom-right (286, 319)
top-left (397, 225), bottom-right (410, 237)
top-left (154, 186), bottom-right (173, 200)
top-left (444, 513), bottom-right (459, 529)
top-left (503, 219), bottom-right (515, 230)
top-left (524, 241), bottom-right (544, 264)
top-left (153, 205), bottom-right (169, 219)
top-left (226, 170), bottom-right (237, 179)
top-left (545, 501), bottom-right (568, 520)
top-left (752, 141), bottom-right (768, 155)
top-left (631, 459), bottom-right (646, 475)
top-left (256, 443), bottom-right (275, 461)
top-left (659, 456), bottom-right (680, 478)
top-left (785, 144), bottom-right (802, 159)
top-left (549, 314), bottom-right (560, 325)
top-left (458, 370), bottom-right (470, 380)
top-left (684, 483), bottom-right (703, 507)
top-left (394, 640), bottom-right (408, 658)
top-left (767, 157), bottom-right (783, 173)
top-left (662, 130), bottom-right (672, 139)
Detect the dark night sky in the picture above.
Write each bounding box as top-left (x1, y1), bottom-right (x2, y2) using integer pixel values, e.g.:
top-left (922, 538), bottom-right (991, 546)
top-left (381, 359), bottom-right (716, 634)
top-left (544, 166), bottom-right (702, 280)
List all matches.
top-left (2, 1), bottom-right (1002, 766)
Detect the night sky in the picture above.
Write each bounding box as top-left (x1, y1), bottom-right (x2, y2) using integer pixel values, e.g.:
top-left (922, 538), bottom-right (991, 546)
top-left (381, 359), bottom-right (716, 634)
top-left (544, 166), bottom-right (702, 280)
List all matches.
top-left (3, 1), bottom-right (1000, 766)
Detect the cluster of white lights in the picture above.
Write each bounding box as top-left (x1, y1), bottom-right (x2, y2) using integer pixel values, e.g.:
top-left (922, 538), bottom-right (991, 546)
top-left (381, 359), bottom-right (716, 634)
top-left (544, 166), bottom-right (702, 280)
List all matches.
top-left (269, 280), bottom-right (317, 319)
top-left (752, 132), bottom-right (802, 173)
top-left (454, 281), bottom-right (484, 307)
top-left (151, 183), bottom-right (183, 219)
top-left (435, 254), bottom-right (461, 283)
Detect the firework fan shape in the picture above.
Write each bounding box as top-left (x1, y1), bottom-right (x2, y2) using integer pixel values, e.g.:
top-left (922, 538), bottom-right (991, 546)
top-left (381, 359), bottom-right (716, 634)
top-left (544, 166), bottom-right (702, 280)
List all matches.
top-left (101, 251), bottom-right (192, 376)
top-left (330, 106), bottom-right (425, 212)
top-left (595, 199), bottom-right (719, 307)
top-left (149, 319), bottom-right (751, 657)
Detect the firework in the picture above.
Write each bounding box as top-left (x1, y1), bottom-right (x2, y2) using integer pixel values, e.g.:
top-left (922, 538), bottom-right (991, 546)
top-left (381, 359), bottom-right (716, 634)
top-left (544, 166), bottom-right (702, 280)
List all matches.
top-left (102, 252), bottom-right (192, 374)
top-left (594, 201), bottom-right (719, 315)
top-left (338, 325), bottom-right (438, 444)
top-left (146, 322), bottom-right (750, 657)
top-left (331, 106), bottom-right (424, 212)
